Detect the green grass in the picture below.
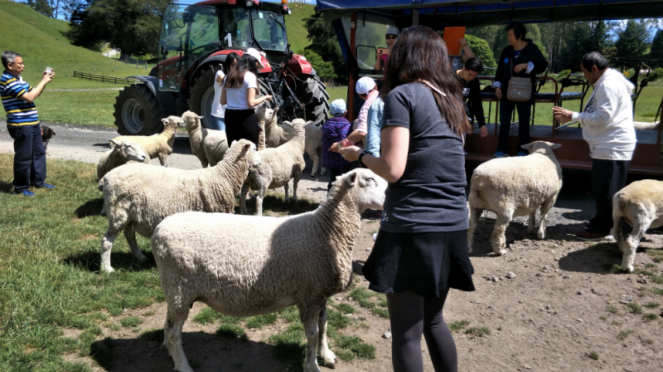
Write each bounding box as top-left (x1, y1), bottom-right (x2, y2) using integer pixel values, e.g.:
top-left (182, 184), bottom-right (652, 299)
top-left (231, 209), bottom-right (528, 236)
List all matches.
top-left (347, 287), bottom-right (389, 318)
top-left (35, 90), bottom-right (121, 127)
top-left (644, 302), bottom-right (660, 308)
top-left (0, 154), bottom-right (164, 371)
top-left (465, 326), bottom-right (491, 337)
top-left (120, 317), bottom-right (143, 328)
top-left (642, 313), bottom-right (658, 322)
top-left (606, 305), bottom-right (619, 314)
top-left (284, 3), bottom-right (315, 55)
top-left (627, 303), bottom-right (643, 315)
top-left (245, 313), bottom-right (278, 329)
top-left (336, 303), bottom-right (356, 314)
top-left (449, 320), bottom-right (471, 332)
top-left (587, 351), bottom-right (600, 360)
top-left (617, 329), bottom-right (634, 340)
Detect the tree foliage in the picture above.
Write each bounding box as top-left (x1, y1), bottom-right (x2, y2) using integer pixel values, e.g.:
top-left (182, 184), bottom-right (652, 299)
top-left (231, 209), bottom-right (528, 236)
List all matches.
top-left (650, 30), bottom-right (663, 68)
top-left (64, 0), bottom-right (168, 57)
top-left (464, 34), bottom-right (496, 68)
top-left (303, 9), bottom-right (346, 82)
top-left (614, 20), bottom-right (649, 69)
top-left (298, 49), bottom-right (336, 82)
top-left (23, 0), bottom-right (54, 17)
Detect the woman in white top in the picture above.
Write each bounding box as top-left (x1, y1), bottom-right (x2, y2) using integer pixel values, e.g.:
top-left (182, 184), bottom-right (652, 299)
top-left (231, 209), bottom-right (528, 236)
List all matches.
top-left (210, 52), bottom-right (239, 131)
top-left (221, 48), bottom-right (272, 146)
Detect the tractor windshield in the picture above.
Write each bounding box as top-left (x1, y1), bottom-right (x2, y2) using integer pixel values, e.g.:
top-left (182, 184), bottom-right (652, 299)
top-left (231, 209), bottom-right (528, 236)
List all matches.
top-left (251, 9), bottom-right (287, 52)
top-left (159, 4), bottom-right (220, 91)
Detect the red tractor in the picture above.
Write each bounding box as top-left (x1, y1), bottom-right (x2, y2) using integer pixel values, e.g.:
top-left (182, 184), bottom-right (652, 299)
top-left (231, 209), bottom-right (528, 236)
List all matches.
top-left (113, 0), bottom-right (330, 135)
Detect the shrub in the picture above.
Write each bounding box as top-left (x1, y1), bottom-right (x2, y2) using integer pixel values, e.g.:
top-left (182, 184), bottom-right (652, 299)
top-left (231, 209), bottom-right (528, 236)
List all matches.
top-left (649, 68), bottom-right (663, 82)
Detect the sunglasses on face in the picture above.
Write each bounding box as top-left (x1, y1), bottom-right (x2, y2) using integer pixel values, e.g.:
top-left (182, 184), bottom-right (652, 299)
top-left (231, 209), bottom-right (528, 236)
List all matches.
top-left (386, 35), bottom-right (397, 40)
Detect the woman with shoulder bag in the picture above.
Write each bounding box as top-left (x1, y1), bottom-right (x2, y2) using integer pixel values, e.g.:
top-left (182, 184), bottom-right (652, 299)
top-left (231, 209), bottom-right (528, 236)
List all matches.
top-left (492, 22), bottom-right (547, 158)
top-left (339, 26), bottom-right (475, 372)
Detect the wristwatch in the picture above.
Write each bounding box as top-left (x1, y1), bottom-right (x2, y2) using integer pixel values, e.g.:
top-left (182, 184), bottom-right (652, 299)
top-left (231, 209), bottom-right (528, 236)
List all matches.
top-left (357, 150), bottom-right (370, 168)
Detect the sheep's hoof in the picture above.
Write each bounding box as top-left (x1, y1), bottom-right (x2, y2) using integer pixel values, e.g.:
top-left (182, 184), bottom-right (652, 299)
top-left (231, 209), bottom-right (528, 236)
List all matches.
top-left (136, 254), bottom-right (148, 263)
top-left (495, 249), bottom-right (506, 256)
top-left (467, 246), bottom-right (473, 254)
top-left (310, 172), bottom-right (316, 177)
top-left (623, 264), bottom-right (635, 273)
top-left (537, 231), bottom-right (545, 240)
top-left (101, 266), bottom-right (115, 274)
top-left (321, 352), bottom-right (336, 368)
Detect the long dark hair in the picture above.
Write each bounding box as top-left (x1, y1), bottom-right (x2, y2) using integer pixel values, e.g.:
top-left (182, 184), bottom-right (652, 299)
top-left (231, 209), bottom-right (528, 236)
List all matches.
top-left (380, 26), bottom-right (469, 137)
top-left (225, 53), bottom-right (259, 89)
top-left (223, 52), bottom-right (240, 74)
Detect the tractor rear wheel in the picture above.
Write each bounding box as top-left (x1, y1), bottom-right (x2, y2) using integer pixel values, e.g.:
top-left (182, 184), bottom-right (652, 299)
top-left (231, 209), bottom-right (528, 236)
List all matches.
top-left (301, 76), bottom-right (330, 127)
top-left (187, 66), bottom-right (217, 129)
top-left (114, 84), bottom-right (162, 135)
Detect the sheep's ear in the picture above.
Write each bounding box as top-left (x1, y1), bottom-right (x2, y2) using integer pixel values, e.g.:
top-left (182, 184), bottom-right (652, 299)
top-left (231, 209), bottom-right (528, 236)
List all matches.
top-left (305, 120), bottom-right (314, 126)
top-left (282, 120), bottom-right (292, 127)
top-left (520, 143), bottom-right (533, 151)
top-left (273, 107), bottom-right (279, 114)
top-left (109, 139), bottom-right (121, 148)
top-left (346, 171), bottom-right (358, 187)
top-left (198, 115), bottom-right (204, 120)
top-left (242, 143), bottom-right (252, 152)
top-left (549, 143), bottom-right (562, 149)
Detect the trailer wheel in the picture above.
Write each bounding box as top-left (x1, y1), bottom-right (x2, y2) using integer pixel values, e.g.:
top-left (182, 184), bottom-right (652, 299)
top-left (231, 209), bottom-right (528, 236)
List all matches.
top-left (187, 65), bottom-right (217, 129)
top-left (114, 84), bottom-right (162, 135)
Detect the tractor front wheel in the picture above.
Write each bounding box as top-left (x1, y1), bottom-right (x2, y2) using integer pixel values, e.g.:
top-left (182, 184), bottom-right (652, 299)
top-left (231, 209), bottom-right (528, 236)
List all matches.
top-left (187, 66), bottom-right (217, 129)
top-left (114, 84), bottom-right (162, 135)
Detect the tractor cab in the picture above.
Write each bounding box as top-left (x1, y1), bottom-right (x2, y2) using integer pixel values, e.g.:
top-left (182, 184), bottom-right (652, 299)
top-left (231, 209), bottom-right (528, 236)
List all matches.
top-left (158, 1), bottom-right (289, 93)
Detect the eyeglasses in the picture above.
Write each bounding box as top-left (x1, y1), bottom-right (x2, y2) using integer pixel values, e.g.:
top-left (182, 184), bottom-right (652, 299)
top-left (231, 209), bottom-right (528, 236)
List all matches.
top-left (386, 35), bottom-right (398, 40)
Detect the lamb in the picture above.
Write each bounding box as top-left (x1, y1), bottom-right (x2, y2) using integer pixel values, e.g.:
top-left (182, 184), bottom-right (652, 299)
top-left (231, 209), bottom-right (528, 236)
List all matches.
top-left (202, 130), bottom-right (228, 167)
top-left (263, 107), bottom-right (295, 148)
top-left (611, 179), bottom-right (663, 272)
top-left (97, 138), bottom-right (150, 180)
top-left (98, 139), bottom-right (261, 273)
top-left (112, 116), bottom-right (184, 166)
top-left (467, 141), bottom-right (563, 255)
top-left (305, 122), bottom-right (326, 176)
top-left (240, 119), bottom-right (308, 216)
top-left (151, 168), bottom-right (387, 372)
top-left (182, 111), bottom-right (211, 168)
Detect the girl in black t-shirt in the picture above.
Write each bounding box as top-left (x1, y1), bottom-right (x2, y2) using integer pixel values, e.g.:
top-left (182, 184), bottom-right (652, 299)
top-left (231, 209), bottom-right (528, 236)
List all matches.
top-left (340, 26), bottom-right (475, 372)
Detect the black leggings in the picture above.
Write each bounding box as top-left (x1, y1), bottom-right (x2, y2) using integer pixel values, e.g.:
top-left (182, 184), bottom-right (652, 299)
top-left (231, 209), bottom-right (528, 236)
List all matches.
top-left (387, 290), bottom-right (457, 372)
top-left (225, 109), bottom-right (260, 147)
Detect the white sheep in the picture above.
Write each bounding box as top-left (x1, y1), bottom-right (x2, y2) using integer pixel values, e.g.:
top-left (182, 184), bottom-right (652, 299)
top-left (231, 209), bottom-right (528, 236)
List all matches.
top-left (151, 168), bottom-right (387, 372)
top-left (98, 139), bottom-right (261, 273)
top-left (112, 116), bottom-right (183, 166)
top-left (467, 141), bottom-right (563, 255)
top-left (202, 129), bottom-right (228, 167)
top-left (182, 111), bottom-right (210, 168)
top-left (262, 107), bottom-right (295, 148)
top-left (612, 179), bottom-right (663, 272)
top-left (240, 119), bottom-right (308, 216)
top-left (96, 139), bottom-right (149, 180)
top-left (305, 122), bottom-right (326, 176)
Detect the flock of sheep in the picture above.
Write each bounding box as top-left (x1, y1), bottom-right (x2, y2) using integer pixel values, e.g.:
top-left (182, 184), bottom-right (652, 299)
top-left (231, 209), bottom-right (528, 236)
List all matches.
top-left (95, 107), bottom-right (380, 372)
top-left (92, 106), bottom-right (660, 372)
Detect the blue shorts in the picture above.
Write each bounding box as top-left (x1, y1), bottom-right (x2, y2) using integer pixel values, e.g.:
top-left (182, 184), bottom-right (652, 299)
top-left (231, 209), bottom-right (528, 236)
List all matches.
top-left (209, 116), bottom-right (226, 131)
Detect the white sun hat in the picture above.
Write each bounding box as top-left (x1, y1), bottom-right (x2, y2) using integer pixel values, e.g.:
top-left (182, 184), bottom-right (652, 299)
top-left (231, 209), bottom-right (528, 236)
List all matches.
top-left (245, 48), bottom-right (265, 69)
top-left (355, 76), bottom-right (377, 95)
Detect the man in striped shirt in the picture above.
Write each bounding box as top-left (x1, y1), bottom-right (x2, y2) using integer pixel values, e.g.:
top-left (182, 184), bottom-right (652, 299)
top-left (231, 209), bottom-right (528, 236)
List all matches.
top-left (1, 51), bottom-right (55, 196)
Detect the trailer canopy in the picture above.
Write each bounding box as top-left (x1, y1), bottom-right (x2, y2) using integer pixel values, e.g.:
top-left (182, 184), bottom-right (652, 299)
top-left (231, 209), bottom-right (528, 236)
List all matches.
top-left (317, 0), bottom-right (663, 27)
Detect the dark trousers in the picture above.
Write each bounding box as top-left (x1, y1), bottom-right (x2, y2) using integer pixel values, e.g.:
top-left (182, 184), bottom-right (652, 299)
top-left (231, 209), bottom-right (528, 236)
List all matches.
top-left (327, 165), bottom-right (354, 191)
top-left (589, 159), bottom-right (630, 233)
top-left (225, 109), bottom-right (260, 147)
top-left (7, 124), bottom-right (46, 192)
top-left (497, 98), bottom-right (532, 154)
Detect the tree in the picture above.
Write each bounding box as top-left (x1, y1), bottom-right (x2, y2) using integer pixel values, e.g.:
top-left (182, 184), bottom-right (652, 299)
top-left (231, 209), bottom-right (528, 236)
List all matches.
top-left (24, 0), bottom-right (54, 17)
top-left (303, 10), bottom-right (346, 83)
top-left (64, 0), bottom-right (168, 57)
top-left (298, 50), bottom-right (336, 82)
top-left (464, 34), bottom-right (496, 68)
top-left (614, 20), bottom-right (649, 69)
top-left (587, 21), bottom-right (610, 54)
top-left (649, 29), bottom-right (663, 68)
top-left (557, 22), bottom-right (593, 71)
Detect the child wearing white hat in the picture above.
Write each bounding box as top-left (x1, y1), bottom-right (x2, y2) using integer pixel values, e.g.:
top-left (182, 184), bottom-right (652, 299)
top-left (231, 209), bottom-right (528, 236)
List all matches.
top-left (322, 99), bottom-right (354, 190)
top-left (329, 76), bottom-right (378, 153)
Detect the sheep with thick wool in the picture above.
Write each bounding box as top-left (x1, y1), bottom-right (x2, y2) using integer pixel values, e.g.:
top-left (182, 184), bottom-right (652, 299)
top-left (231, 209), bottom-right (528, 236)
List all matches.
top-left (262, 106), bottom-right (294, 148)
top-left (112, 116), bottom-right (184, 166)
top-left (240, 119), bottom-right (308, 216)
top-left (305, 122), bottom-right (326, 176)
top-left (151, 168), bottom-right (387, 372)
top-left (467, 141), bottom-right (563, 255)
top-left (98, 139), bottom-right (261, 273)
top-left (182, 111), bottom-right (212, 168)
top-left (202, 130), bottom-right (228, 167)
top-left (96, 139), bottom-right (149, 180)
top-left (612, 179), bottom-right (663, 272)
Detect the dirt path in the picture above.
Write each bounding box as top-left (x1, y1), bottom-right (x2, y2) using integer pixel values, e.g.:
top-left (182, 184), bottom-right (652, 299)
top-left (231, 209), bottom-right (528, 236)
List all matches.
top-left (3, 122), bottom-right (663, 371)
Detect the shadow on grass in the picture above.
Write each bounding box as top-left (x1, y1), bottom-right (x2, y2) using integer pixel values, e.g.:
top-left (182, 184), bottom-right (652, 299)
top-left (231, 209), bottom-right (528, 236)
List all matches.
top-left (75, 198), bottom-right (104, 218)
top-left (93, 142), bottom-right (110, 148)
top-left (234, 195), bottom-right (319, 216)
top-left (558, 242), bottom-right (625, 274)
top-left (90, 330), bottom-right (290, 372)
top-left (0, 180), bottom-right (13, 194)
top-left (63, 250), bottom-right (155, 273)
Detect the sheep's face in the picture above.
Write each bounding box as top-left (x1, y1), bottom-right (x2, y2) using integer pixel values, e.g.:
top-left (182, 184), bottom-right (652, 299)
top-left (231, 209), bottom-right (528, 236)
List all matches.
top-left (182, 111), bottom-right (202, 130)
top-left (161, 115), bottom-right (185, 129)
top-left (256, 104), bottom-right (275, 122)
top-left (521, 141), bottom-right (561, 156)
top-left (345, 168), bottom-right (387, 212)
top-left (110, 139), bottom-right (147, 162)
top-left (230, 139), bottom-right (261, 170)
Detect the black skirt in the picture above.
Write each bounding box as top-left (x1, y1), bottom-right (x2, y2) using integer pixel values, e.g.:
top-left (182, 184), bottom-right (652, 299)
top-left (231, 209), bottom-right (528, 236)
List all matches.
top-left (225, 109), bottom-right (260, 147)
top-left (362, 229), bottom-right (475, 298)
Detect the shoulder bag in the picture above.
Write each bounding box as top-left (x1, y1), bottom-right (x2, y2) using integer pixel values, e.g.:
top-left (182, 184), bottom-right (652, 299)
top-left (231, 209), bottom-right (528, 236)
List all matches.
top-left (506, 53), bottom-right (532, 102)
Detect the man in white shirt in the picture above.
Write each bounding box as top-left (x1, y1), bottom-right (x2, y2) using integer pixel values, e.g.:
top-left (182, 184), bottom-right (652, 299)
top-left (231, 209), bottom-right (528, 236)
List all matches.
top-left (553, 52), bottom-right (636, 240)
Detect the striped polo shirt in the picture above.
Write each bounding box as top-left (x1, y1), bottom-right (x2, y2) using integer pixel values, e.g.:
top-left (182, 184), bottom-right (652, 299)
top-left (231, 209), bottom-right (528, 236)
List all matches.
top-left (1, 71), bottom-right (39, 126)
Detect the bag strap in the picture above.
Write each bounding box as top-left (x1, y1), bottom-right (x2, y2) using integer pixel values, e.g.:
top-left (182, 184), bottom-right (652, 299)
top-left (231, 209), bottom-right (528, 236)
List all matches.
top-left (417, 80), bottom-right (446, 97)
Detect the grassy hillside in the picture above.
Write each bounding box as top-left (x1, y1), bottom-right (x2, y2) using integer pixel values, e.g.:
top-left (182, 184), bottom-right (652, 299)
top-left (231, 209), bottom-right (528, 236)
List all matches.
top-left (0, 0), bottom-right (154, 91)
top-left (285, 3), bottom-right (315, 54)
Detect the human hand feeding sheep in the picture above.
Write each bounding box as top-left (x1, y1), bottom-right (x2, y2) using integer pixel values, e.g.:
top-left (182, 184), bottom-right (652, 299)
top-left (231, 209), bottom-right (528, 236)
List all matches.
top-left (151, 169), bottom-right (387, 372)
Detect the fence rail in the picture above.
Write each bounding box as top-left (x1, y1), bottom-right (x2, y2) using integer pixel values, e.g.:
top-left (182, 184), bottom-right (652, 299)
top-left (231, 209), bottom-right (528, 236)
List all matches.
top-left (72, 71), bottom-right (136, 85)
